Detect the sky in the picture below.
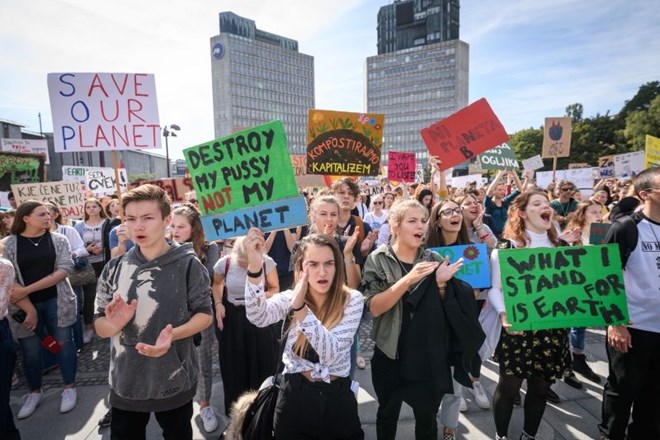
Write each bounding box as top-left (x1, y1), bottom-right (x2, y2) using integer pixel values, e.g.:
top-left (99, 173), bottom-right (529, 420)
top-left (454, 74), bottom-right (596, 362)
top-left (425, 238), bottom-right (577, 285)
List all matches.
top-left (1, 0), bottom-right (659, 161)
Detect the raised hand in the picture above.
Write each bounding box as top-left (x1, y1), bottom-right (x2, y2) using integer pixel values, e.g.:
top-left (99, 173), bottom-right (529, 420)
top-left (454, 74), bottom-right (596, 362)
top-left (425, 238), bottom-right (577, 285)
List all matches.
top-left (290, 262), bottom-right (310, 311)
top-left (404, 261), bottom-right (440, 286)
top-left (436, 257), bottom-right (463, 285)
top-left (136, 324), bottom-right (173, 357)
top-left (105, 293), bottom-right (138, 331)
top-left (245, 228), bottom-right (266, 271)
top-left (558, 227), bottom-right (581, 245)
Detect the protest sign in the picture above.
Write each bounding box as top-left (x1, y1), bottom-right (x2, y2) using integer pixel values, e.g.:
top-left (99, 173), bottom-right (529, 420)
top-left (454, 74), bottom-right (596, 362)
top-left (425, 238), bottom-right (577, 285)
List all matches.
top-left (128, 177), bottom-right (194, 202)
top-left (290, 155), bottom-right (325, 188)
top-left (645, 135), bottom-right (660, 168)
top-left (568, 163), bottom-right (590, 169)
top-left (613, 151), bottom-right (645, 178)
top-left (12, 181), bottom-right (84, 218)
top-left (450, 174), bottom-right (487, 189)
top-left (306, 110), bottom-right (384, 176)
top-left (421, 98), bottom-right (509, 171)
top-left (541, 117), bottom-right (572, 158)
top-left (499, 244), bottom-right (628, 331)
top-left (536, 168), bottom-right (594, 196)
top-left (63, 166), bottom-right (128, 195)
top-left (589, 223), bottom-right (612, 245)
top-left (522, 154), bottom-right (545, 171)
top-left (0, 152), bottom-right (45, 192)
top-left (429, 243), bottom-right (491, 289)
top-left (598, 155), bottom-right (615, 178)
top-left (47, 73), bottom-right (161, 152)
top-left (1, 138), bottom-right (50, 164)
top-left (387, 151), bottom-right (416, 182)
top-left (477, 142), bottom-right (519, 170)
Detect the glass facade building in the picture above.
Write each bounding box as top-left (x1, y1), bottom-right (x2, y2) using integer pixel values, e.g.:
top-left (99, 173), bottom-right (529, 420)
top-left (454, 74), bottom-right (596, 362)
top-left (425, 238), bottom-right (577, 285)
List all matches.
top-left (210, 12), bottom-right (314, 154)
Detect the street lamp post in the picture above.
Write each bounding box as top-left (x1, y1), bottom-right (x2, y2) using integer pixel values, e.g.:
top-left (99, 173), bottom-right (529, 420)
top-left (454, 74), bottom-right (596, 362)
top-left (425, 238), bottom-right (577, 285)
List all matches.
top-left (162, 124), bottom-right (181, 178)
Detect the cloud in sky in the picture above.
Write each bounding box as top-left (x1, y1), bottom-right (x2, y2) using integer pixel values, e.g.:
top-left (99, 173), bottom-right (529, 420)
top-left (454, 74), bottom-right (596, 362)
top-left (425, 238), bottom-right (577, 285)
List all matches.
top-left (0, 0), bottom-right (658, 160)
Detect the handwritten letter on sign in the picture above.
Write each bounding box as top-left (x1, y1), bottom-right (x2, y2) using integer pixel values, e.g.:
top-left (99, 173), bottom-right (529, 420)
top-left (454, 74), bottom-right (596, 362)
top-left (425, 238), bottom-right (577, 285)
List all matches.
top-left (12, 181), bottom-right (85, 219)
top-left (387, 151), bottom-right (416, 182)
top-left (499, 244), bottom-right (628, 331)
top-left (541, 117), bottom-right (572, 158)
top-left (47, 73), bottom-right (161, 152)
top-left (430, 243), bottom-right (491, 289)
top-left (420, 98), bottom-right (509, 171)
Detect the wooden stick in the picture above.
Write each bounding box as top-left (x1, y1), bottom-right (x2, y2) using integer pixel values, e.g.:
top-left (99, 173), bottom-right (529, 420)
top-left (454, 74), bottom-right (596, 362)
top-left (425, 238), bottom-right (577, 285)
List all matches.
top-left (111, 151), bottom-right (124, 222)
top-left (552, 156), bottom-right (558, 182)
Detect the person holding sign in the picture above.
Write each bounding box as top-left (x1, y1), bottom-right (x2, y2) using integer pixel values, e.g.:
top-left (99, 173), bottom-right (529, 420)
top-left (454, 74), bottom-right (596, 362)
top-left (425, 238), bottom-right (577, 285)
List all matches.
top-left (361, 199), bottom-right (481, 440)
top-left (486, 191), bottom-right (573, 440)
top-left (243, 230), bottom-right (365, 439)
top-left (484, 170), bottom-right (526, 238)
top-left (599, 167), bottom-right (660, 440)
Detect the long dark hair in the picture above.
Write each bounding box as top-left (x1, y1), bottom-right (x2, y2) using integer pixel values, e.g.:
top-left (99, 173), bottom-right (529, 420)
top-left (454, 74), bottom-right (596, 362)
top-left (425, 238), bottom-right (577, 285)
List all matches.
top-left (427, 199), bottom-right (471, 247)
top-left (10, 200), bottom-right (46, 235)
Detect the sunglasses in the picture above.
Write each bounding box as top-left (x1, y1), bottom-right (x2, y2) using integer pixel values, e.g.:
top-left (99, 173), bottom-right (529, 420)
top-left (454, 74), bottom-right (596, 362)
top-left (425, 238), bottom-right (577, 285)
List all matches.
top-left (560, 187), bottom-right (573, 192)
top-left (373, 201), bottom-right (383, 205)
top-left (439, 207), bottom-right (463, 217)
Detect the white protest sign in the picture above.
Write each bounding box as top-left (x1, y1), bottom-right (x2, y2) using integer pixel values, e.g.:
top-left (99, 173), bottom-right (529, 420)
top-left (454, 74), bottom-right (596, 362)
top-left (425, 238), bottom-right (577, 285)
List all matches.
top-left (613, 151), bottom-right (645, 179)
top-left (11, 181), bottom-right (85, 218)
top-left (450, 174), bottom-right (487, 188)
top-left (522, 154), bottom-right (545, 171)
top-left (536, 168), bottom-right (595, 196)
top-left (1, 138), bottom-right (50, 164)
top-left (47, 73), bottom-right (161, 152)
top-left (62, 166), bottom-right (127, 195)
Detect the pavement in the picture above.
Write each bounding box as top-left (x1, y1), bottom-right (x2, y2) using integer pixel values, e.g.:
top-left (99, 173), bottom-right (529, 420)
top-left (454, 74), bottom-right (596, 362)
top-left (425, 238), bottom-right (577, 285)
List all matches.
top-left (9, 321), bottom-right (610, 440)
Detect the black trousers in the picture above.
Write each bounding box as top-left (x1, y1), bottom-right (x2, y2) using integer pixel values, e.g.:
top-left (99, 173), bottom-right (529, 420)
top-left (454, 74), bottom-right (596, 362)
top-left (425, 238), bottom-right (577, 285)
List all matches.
top-left (274, 373), bottom-right (363, 440)
top-left (0, 319), bottom-right (20, 440)
top-left (599, 327), bottom-right (660, 440)
top-left (110, 400), bottom-right (193, 440)
top-left (371, 348), bottom-right (441, 440)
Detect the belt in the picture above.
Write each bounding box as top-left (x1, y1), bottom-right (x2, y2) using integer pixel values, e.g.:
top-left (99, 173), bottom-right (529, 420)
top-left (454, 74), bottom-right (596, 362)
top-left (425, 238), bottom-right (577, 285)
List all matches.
top-left (302, 370), bottom-right (340, 383)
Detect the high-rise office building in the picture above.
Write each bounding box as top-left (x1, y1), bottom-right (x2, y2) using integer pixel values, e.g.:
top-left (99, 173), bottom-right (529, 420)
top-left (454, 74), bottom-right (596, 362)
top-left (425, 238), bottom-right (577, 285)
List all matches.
top-left (367, 0), bottom-right (468, 163)
top-left (210, 12), bottom-right (314, 154)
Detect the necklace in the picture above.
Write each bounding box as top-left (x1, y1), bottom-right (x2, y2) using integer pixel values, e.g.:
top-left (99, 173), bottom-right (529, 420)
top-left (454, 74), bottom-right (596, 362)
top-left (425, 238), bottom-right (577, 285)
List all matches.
top-left (25, 234), bottom-right (46, 247)
top-left (389, 245), bottom-right (412, 275)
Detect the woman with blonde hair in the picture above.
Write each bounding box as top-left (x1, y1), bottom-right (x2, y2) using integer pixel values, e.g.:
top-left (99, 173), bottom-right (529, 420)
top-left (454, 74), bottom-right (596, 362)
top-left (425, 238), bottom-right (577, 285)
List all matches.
top-left (244, 229), bottom-right (365, 439)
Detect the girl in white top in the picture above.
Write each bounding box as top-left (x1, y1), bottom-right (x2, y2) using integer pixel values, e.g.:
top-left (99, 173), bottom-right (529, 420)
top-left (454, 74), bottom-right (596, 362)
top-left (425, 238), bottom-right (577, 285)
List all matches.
top-left (363, 194), bottom-right (388, 236)
top-left (244, 228), bottom-right (364, 439)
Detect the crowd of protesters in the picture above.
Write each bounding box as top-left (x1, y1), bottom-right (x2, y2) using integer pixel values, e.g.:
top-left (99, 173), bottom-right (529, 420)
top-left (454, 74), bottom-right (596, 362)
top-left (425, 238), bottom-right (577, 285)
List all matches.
top-left (0, 162), bottom-right (658, 440)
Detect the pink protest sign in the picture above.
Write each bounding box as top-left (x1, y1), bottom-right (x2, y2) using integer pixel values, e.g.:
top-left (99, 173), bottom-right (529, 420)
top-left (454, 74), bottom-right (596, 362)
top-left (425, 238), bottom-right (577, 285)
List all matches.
top-left (387, 151), bottom-right (416, 182)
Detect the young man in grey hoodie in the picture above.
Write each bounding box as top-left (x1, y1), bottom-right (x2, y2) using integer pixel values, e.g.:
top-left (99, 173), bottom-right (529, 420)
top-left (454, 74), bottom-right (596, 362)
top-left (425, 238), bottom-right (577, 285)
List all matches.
top-left (94, 184), bottom-right (213, 439)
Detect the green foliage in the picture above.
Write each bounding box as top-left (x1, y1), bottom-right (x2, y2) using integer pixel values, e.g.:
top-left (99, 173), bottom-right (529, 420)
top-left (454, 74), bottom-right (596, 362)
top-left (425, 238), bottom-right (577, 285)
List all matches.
top-left (128, 172), bottom-right (155, 182)
top-left (624, 95), bottom-right (660, 150)
top-left (565, 103), bottom-right (584, 123)
top-left (618, 81), bottom-right (660, 120)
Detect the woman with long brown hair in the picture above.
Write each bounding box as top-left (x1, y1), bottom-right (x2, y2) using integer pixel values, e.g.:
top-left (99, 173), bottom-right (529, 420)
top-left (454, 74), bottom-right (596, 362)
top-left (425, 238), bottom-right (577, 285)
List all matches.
top-left (486, 191), bottom-right (571, 440)
top-left (244, 229), bottom-right (365, 439)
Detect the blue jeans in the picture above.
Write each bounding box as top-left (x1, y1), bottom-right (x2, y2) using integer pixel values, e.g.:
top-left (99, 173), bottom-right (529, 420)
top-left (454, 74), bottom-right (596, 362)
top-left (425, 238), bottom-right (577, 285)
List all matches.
top-left (570, 327), bottom-right (586, 352)
top-left (17, 298), bottom-right (77, 390)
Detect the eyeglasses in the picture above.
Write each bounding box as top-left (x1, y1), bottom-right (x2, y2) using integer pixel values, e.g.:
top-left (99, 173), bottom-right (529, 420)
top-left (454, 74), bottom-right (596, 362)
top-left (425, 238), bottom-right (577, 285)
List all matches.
top-left (641, 187), bottom-right (660, 193)
top-left (372, 201), bottom-right (383, 205)
top-left (560, 187), bottom-right (573, 192)
top-left (439, 207), bottom-right (463, 217)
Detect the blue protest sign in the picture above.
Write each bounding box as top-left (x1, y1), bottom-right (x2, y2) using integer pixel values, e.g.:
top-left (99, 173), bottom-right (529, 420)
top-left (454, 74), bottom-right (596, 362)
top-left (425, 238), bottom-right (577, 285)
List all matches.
top-left (429, 243), bottom-right (491, 289)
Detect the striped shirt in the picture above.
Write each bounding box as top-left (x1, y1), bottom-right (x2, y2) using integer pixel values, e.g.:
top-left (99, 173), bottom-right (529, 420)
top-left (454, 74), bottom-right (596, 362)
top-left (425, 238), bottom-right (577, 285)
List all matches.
top-left (245, 280), bottom-right (364, 382)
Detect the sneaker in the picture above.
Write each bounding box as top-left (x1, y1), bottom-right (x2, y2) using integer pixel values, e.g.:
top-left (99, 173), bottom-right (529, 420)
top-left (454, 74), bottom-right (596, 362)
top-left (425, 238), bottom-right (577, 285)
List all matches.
top-left (443, 431), bottom-right (456, 440)
top-left (83, 329), bottom-right (95, 344)
top-left (572, 353), bottom-right (601, 383)
top-left (564, 372), bottom-right (583, 389)
top-left (546, 387), bottom-right (560, 404)
top-left (98, 409), bottom-right (112, 428)
top-left (200, 406), bottom-right (218, 432)
top-left (17, 391), bottom-right (42, 419)
top-left (520, 430), bottom-right (536, 439)
top-left (60, 388), bottom-right (77, 413)
top-left (459, 395), bottom-right (467, 412)
top-left (470, 381), bottom-right (491, 409)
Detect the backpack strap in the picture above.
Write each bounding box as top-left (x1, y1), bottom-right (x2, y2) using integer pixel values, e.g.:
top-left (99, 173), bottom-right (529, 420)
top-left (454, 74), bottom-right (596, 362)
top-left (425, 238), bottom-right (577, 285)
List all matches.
top-left (618, 215), bottom-right (639, 269)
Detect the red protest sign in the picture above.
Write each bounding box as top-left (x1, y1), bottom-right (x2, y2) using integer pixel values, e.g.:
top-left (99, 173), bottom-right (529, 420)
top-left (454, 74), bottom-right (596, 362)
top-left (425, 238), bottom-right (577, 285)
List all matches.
top-left (420, 98), bottom-right (509, 171)
top-left (387, 151), bottom-right (416, 182)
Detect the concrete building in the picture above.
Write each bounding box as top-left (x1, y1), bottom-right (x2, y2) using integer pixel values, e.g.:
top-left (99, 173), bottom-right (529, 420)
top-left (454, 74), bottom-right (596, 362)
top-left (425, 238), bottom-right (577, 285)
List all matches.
top-left (210, 12), bottom-right (315, 154)
top-left (367, 0), bottom-right (468, 164)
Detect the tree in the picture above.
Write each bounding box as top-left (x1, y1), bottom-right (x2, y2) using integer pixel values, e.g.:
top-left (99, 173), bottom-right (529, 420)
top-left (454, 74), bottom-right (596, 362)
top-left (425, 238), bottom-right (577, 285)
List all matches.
top-left (565, 103), bottom-right (584, 124)
top-left (509, 127), bottom-right (548, 168)
top-left (624, 95), bottom-right (660, 151)
top-left (618, 81), bottom-right (660, 120)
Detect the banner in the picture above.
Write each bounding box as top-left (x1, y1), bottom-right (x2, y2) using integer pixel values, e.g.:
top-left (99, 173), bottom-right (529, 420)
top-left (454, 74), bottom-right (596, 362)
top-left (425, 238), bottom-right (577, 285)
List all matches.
top-left (0, 152), bottom-right (45, 192)
top-left (589, 223), bottom-right (612, 245)
top-left (11, 181), bottom-right (84, 219)
top-left (536, 168), bottom-right (594, 196)
top-left (450, 174), bottom-right (487, 189)
top-left (429, 243), bottom-right (491, 289)
top-left (477, 142), bottom-right (519, 170)
top-left (645, 135), bottom-right (660, 168)
top-left (128, 177), bottom-right (194, 202)
top-left (500, 244), bottom-right (629, 331)
top-left (306, 110), bottom-right (384, 176)
top-left (47, 72), bottom-right (161, 152)
top-left (387, 151), bottom-right (416, 182)
top-left (541, 117), bottom-right (572, 158)
top-left (1, 138), bottom-right (50, 164)
top-left (522, 154), bottom-right (545, 171)
top-left (184, 121), bottom-right (306, 239)
top-left (290, 155), bottom-right (325, 188)
top-left (421, 98), bottom-right (509, 171)
top-left (62, 166), bottom-right (128, 196)
top-left (598, 155), bottom-right (615, 178)
top-left (613, 151), bottom-right (645, 178)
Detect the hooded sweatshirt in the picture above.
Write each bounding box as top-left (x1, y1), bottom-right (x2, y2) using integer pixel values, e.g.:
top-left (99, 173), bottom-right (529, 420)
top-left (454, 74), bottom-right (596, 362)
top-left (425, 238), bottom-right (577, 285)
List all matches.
top-left (95, 241), bottom-right (212, 412)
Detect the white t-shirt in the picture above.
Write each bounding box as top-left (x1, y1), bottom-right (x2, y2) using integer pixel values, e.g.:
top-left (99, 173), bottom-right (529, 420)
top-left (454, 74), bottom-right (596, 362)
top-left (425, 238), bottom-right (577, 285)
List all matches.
top-left (363, 211), bottom-right (388, 232)
top-left (214, 255), bottom-right (277, 305)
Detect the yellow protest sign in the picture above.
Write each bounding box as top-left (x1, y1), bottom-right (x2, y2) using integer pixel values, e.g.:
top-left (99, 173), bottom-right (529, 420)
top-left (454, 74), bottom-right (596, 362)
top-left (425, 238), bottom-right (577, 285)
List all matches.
top-left (646, 135), bottom-right (660, 168)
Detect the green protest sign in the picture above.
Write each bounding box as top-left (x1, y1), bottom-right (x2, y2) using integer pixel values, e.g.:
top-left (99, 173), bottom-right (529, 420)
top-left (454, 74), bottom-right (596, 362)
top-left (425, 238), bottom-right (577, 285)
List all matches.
top-left (477, 142), bottom-right (519, 170)
top-left (183, 121), bottom-right (299, 216)
top-left (499, 244), bottom-right (629, 331)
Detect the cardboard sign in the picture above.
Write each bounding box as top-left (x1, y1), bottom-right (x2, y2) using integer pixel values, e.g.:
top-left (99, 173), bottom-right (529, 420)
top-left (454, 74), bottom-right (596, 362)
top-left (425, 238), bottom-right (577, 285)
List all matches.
top-left (645, 135), bottom-right (660, 168)
top-left (500, 244), bottom-right (629, 331)
top-left (0, 152), bottom-right (45, 192)
top-left (290, 155), bottom-right (325, 188)
top-left (201, 195), bottom-right (309, 240)
top-left (306, 110), bottom-right (384, 176)
top-left (421, 98), bottom-right (509, 171)
top-left (47, 73), bottom-right (161, 152)
top-left (598, 155), bottom-right (615, 178)
top-left (589, 223), bottom-right (612, 245)
top-left (1, 138), bottom-right (50, 164)
top-left (568, 163), bottom-right (590, 169)
top-left (450, 174), bottom-right (487, 189)
top-left (613, 151), bottom-right (645, 178)
top-left (62, 166), bottom-right (128, 196)
top-left (11, 181), bottom-right (84, 219)
top-left (127, 177), bottom-right (194, 202)
top-left (387, 151), bottom-right (416, 182)
top-left (536, 168), bottom-right (594, 196)
top-left (429, 243), bottom-right (491, 289)
top-left (542, 117), bottom-right (572, 158)
top-left (477, 142), bottom-right (519, 170)
top-left (522, 154), bottom-right (545, 171)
